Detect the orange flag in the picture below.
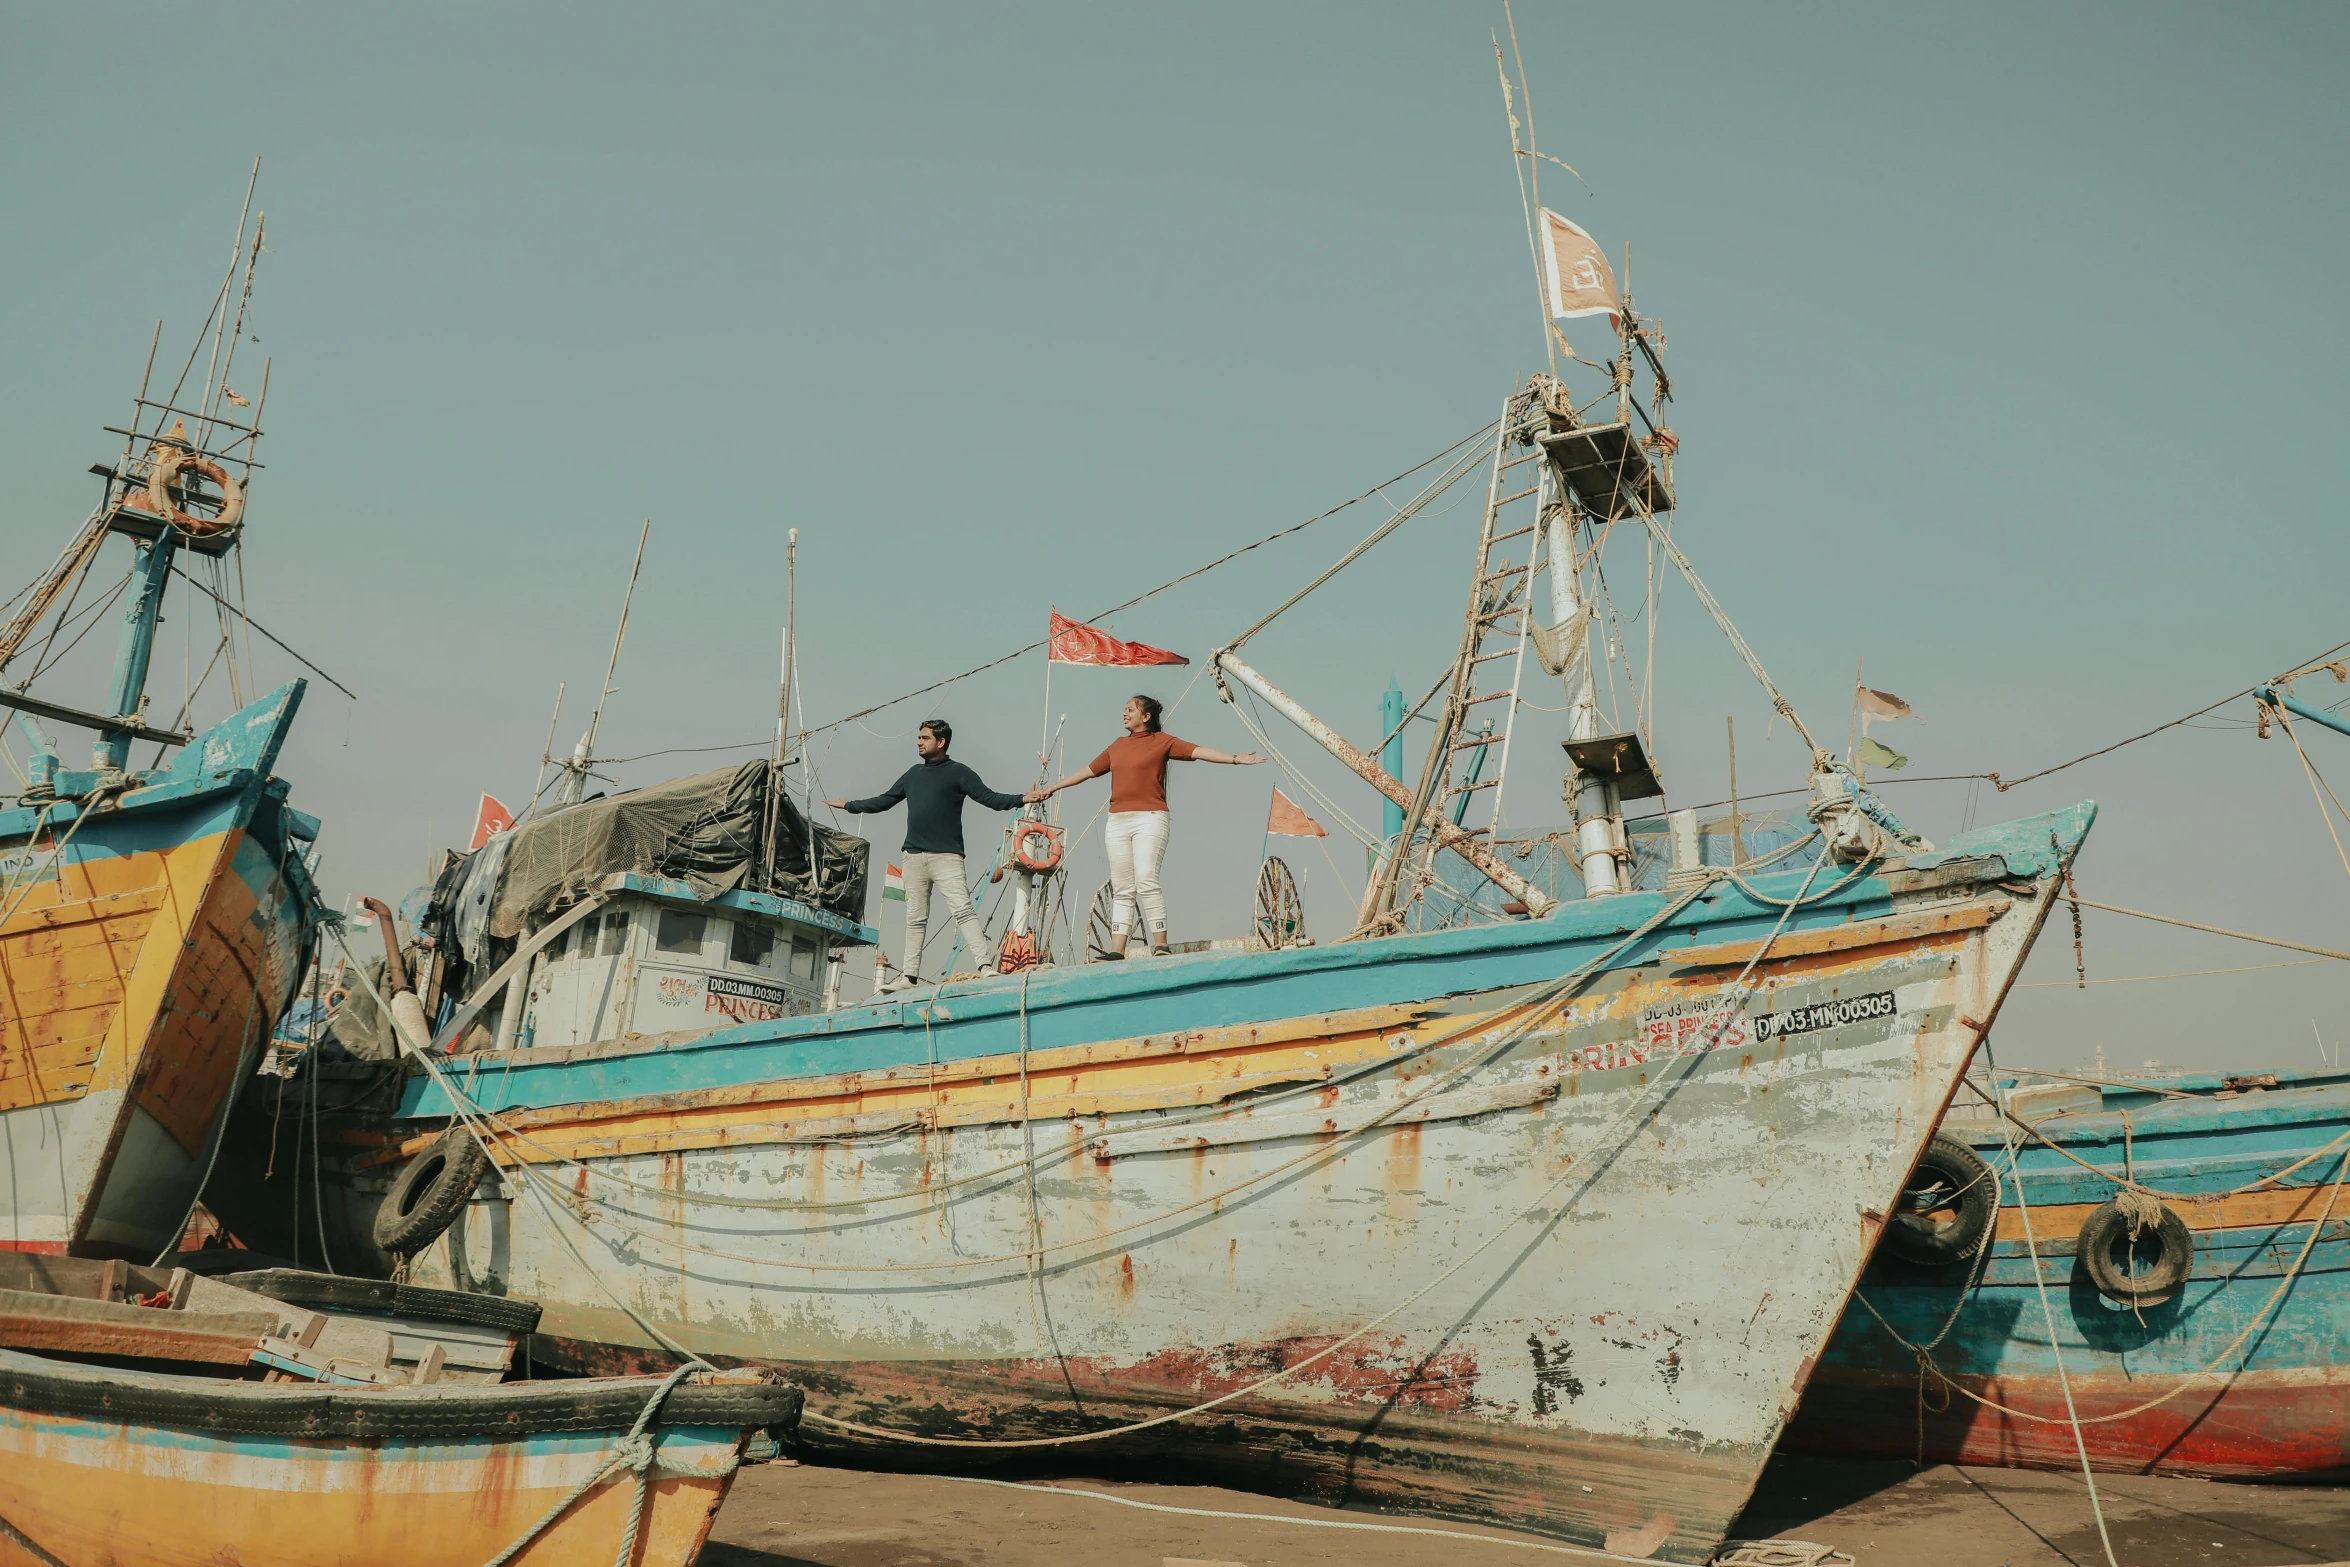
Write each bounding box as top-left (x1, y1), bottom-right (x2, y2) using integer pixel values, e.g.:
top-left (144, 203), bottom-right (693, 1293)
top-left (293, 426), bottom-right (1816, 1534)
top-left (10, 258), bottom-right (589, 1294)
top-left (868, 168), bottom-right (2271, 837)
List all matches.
top-left (467, 793), bottom-right (514, 850)
top-left (1266, 788), bottom-right (1326, 838)
top-left (1048, 609), bottom-right (1187, 667)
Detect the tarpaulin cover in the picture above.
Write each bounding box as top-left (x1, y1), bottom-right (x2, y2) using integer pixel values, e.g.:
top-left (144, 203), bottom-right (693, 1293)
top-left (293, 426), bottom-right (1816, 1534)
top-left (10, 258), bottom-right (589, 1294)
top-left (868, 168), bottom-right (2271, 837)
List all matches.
top-left (475, 761), bottom-right (867, 939)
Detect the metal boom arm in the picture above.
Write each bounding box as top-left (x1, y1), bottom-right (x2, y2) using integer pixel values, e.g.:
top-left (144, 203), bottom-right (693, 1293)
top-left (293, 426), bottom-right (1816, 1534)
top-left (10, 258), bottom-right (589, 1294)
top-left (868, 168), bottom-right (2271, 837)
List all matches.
top-left (1213, 649), bottom-right (1554, 916)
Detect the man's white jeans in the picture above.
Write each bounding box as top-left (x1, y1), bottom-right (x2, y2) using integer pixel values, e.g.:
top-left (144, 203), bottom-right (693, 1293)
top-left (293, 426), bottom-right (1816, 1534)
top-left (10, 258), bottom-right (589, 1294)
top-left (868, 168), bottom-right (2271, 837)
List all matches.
top-left (1105, 810), bottom-right (1172, 944)
top-left (901, 850), bottom-right (991, 976)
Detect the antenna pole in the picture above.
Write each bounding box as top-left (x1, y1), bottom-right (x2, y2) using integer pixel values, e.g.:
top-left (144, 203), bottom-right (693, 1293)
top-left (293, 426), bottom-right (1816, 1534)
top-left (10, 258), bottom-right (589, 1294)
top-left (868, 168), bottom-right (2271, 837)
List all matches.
top-left (561, 521), bottom-right (649, 805)
top-left (1503, 2), bottom-right (1558, 379)
top-left (196, 160), bottom-right (260, 451)
top-left (764, 529), bottom-right (798, 887)
top-left (522, 682), bottom-right (565, 826)
top-left (1728, 715), bottom-right (1744, 870)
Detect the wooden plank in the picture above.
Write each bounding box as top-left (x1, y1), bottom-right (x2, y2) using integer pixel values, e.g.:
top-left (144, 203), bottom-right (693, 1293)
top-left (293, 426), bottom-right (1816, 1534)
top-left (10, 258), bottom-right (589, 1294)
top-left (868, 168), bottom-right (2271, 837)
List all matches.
top-left (0, 885), bottom-right (167, 939)
top-left (0, 1288), bottom-right (273, 1365)
top-left (1664, 902), bottom-right (2002, 971)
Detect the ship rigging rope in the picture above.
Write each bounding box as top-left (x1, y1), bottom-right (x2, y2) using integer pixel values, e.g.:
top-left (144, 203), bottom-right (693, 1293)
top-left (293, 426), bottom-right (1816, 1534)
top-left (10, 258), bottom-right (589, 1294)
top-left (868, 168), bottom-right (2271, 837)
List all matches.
top-left (2062, 896), bottom-right (2350, 964)
top-left (1977, 1093), bottom-right (2350, 1207)
top-left (1634, 513), bottom-right (1822, 762)
top-left (2269, 701), bottom-right (2350, 887)
top-left (600, 420), bottom-right (1504, 767)
top-left (1994, 1085), bottom-right (2119, 1567)
top-left (0, 1512), bottom-right (71, 1567)
top-left (1979, 631), bottom-right (2350, 793)
top-left (1849, 1140), bottom-right (2350, 1432)
top-left (1219, 436), bottom-right (1496, 654)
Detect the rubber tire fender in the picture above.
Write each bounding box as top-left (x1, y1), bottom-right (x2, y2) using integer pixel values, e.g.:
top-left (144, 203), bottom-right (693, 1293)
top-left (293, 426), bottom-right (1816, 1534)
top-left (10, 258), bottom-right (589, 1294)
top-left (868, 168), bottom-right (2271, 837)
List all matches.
top-left (372, 1129), bottom-right (490, 1257)
top-left (1881, 1132), bottom-right (1998, 1267)
top-left (2078, 1197), bottom-right (2194, 1304)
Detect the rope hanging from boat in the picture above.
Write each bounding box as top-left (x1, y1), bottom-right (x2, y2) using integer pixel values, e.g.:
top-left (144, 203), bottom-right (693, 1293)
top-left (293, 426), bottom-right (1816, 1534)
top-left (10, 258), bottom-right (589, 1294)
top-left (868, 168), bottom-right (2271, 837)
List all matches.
top-left (1994, 1086), bottom-right (2120, 1567)
top-left (0, 1512), bottom-right (72, 1567)
top-left (1635, 512), bottom-right (1824, 764)
top-left (477, 1361), bottom-right (726, 1567)
top-left (2267, 699), bottom-right (2350, 887)
top-left (2063, 896), bottom-right (2350, 964)
top-left (1219, 435), bottom-right (1497, 656)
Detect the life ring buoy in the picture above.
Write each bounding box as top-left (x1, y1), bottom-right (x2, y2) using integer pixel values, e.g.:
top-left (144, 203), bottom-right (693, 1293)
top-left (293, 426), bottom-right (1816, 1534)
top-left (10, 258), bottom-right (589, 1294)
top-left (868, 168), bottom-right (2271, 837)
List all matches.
top-left (1012, 822), bottom-right (1064, 874)
top-left (2077, 1195), bottom-right (2194, 1304)
top-left (372, 1129), bottom-right (490, 1257)
top-left (146, 444), bottom-right (245, 536)
top-left (1881, 1133), bottom-right (1998, 1267)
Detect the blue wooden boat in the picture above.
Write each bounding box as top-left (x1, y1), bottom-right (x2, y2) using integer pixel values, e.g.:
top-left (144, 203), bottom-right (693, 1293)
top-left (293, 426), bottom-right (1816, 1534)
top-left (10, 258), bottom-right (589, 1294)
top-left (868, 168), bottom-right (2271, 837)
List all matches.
top-left (0, 245), bottom-right (322, 1262)
top-left (1785, 1064), bottom-right (2350, 1477)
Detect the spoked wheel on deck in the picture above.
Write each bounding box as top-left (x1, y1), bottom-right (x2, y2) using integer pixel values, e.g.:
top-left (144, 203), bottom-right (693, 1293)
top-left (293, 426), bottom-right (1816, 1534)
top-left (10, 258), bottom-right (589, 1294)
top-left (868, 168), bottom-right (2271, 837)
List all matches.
top-left (1255, 857), bottom-right (1306, 950)
top-left (1084, 880), bottom-right (1119, 961)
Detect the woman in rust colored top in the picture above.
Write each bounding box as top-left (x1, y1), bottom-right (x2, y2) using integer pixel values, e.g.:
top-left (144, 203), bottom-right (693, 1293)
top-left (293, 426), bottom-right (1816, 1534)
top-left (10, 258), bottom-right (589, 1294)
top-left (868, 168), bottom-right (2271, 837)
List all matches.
top-left (1028, 694), bottom-right (1262, 957)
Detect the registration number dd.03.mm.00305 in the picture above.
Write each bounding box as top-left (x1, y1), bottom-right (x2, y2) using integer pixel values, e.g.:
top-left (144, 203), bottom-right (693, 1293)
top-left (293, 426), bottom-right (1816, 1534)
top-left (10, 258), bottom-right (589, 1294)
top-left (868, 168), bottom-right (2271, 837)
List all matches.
top-left (1751, 990), bottom-right (1897, 1043)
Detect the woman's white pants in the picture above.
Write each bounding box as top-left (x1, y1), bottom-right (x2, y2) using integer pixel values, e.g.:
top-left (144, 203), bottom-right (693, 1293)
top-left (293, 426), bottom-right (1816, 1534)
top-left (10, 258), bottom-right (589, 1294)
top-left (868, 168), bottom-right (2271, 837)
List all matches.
top-left (1104, 810), bottom-right (1172, 941)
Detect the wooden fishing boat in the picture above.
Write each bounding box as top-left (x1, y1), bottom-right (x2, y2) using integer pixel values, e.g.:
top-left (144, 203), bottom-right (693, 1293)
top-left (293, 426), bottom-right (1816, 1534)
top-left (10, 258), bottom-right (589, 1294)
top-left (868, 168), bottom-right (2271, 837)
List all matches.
top-left (1, 205), bottom-right (321, 1261)
top-left (208, 222), bottom-right (2101, 1561)
top-left (0, 1256), bottom-right (800, 1567)
top-left (1784, 1065), bottom-right (2350, 1478)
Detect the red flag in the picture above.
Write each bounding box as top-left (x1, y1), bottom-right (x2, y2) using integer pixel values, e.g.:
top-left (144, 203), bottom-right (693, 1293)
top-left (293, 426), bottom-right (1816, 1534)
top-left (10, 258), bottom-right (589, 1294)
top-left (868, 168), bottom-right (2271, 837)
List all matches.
top-left (1266, 788), bottom-right (1326, 838)
top-left (468, 793), bottom-right (514, 851)
top-left (1048, 609), bottom-right (1187, 668)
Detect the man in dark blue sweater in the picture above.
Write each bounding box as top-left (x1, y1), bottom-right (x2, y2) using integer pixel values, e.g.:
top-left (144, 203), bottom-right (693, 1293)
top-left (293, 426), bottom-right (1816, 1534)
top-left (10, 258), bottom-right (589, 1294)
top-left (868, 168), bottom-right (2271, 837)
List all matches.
top-left (829, 718), bottom-right (1026, 989)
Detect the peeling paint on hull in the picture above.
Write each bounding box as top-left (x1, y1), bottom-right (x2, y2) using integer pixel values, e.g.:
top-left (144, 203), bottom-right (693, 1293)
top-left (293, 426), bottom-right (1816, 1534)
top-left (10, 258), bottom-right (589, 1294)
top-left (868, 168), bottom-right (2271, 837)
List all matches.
top-left (223, 807), bottom-right (2091, 1563)
top-left (0, 685), bottom-right (311, 1261)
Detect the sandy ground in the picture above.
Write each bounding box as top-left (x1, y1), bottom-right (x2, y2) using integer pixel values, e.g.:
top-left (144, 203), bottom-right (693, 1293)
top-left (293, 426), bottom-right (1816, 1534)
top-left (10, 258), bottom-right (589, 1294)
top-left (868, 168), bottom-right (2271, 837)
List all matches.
top-left (704, 1453), bottom-right (2350, 1567)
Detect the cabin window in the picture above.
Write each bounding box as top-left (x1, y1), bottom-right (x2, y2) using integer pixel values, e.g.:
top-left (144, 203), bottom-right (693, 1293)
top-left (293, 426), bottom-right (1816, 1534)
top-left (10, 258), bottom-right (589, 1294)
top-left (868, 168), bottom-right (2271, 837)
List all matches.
top-left (544, 924), bottom-right (570, 961)
top-left (790, 937), bottom-right (819, 981)
top-left (729, 920), bottom-right (774, 968)
top-left (656, 910), bottom-right (705, 955)
top-left (597, 910), bottom-right (630, 956)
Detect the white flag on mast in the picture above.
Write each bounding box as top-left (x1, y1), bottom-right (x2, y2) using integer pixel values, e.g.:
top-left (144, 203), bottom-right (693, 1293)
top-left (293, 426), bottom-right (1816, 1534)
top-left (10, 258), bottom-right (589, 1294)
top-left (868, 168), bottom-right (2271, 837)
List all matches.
top-left (1539, 209), bottom-right (1620, 322)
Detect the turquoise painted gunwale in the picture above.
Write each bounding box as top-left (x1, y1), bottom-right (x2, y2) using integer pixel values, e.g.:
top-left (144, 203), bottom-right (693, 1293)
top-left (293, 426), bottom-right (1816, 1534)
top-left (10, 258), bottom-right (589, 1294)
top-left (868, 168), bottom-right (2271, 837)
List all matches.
top-left (400, 804), bottom-right (2092, 1122)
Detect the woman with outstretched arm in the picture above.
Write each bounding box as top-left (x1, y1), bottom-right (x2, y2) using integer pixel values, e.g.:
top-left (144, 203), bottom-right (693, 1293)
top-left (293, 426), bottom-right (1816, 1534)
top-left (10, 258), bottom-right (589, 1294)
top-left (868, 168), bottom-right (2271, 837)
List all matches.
top-left (1026, 694), bottom-right (1262, 959)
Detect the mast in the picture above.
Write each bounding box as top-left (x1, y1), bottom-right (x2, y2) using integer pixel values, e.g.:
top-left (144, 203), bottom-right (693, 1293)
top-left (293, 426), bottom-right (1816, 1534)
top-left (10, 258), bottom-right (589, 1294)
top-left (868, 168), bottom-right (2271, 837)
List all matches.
top-left (91, 520), bottom-right (178, 774)
top-left (556, 521), bottom-right (649, 808)
top-left (762, 529), bottom-right (797, 887)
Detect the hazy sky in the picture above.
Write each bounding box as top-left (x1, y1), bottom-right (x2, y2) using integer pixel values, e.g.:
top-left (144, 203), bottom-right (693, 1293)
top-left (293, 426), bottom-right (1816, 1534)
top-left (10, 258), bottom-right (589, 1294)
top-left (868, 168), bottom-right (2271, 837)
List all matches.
top-left (4, 3), bottom-right (2344, 1069)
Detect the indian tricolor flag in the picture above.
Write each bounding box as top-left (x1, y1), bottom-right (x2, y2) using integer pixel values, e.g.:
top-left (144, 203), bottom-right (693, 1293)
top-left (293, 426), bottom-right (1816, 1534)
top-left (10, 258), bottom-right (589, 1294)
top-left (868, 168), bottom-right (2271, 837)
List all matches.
top-left (882, 864), bottom-right (905, 902)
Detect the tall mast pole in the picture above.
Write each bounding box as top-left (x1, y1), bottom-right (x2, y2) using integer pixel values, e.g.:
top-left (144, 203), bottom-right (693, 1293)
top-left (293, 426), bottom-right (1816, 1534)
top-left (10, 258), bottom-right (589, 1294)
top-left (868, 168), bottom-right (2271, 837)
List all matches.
top-left (763, 529), bottom-right (797, 887)
top-left (559, 521), bottom-right (649, 807)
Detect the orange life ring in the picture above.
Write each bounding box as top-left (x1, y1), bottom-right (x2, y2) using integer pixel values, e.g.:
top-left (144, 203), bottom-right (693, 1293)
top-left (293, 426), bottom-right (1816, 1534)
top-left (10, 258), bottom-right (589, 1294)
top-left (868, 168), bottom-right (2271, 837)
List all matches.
top-left (1012, 822), bottom-right (1064, 874)
top-left (146, 445), bottom-right (245, 536)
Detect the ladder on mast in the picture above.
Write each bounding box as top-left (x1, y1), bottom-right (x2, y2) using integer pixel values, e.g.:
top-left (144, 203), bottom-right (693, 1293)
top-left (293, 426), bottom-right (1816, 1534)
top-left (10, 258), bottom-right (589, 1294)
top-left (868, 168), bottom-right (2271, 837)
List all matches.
top-left (1368, 390), bottom-right (1549, 927)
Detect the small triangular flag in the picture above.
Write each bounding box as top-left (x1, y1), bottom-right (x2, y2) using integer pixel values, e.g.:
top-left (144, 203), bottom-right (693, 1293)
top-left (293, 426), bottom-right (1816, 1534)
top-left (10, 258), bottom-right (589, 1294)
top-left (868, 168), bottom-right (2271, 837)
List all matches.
top-left (1857, 687), bottom-right (1914, 721)
top-left (1266, 788), bottom-right (1327, 838)
top-left (1855, 736), bottom-right (1909, 771)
